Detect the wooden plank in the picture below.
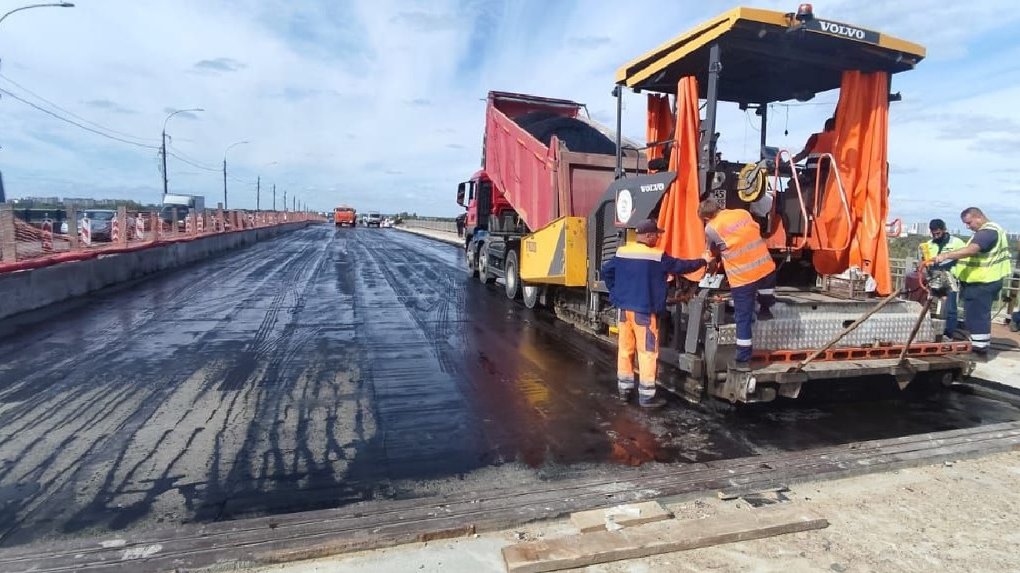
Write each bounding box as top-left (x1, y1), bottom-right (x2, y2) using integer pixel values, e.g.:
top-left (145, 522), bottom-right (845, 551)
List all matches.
top-left (3, 422), bottom-right (1017, 573)
top-left (570, 501), bottom-right (671, 533)
top-left (502, 505), bottom-right (828, 573)
top-left (717, 483), bottom-right (789, 501)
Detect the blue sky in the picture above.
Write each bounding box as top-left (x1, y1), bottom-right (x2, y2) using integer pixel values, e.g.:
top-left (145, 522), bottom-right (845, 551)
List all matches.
top-left (1, 0), bottom-right (1019, 229)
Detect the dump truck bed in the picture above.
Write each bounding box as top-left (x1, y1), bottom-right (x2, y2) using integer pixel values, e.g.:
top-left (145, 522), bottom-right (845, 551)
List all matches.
top-left (483, 91), bottom-right (631, 232)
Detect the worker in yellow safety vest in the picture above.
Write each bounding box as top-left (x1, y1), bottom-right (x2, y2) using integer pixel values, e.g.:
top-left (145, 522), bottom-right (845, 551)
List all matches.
top-left (919, 218), bottom-right (966, 337)
top-left (933, 207), bottom-right (1013, 356)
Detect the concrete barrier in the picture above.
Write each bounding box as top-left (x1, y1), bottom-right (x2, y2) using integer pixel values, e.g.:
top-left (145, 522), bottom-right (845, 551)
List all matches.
top-left (0, 222), bottom-right (313, 321)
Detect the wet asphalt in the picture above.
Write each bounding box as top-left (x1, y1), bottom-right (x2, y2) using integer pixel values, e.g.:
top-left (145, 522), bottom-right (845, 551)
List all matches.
top-left (0, 224), bottom-right (1016, 547)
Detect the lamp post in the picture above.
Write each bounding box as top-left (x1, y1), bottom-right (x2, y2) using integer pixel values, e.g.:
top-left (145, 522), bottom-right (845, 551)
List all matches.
top-left (0, 3), bottom-right (75, 203)
top-left (222, 140), bottom-right (248, 210)
top-left (257, 161), bottom-right (277, 212)
top-left (0, 3), bottom-right (74, 27)
top-left (161, 108), bottom-right (203, 198)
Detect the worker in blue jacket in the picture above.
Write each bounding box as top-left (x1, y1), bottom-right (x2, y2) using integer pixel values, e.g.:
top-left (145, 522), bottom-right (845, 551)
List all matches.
top-left (601, 219), bottom-right (707, 408)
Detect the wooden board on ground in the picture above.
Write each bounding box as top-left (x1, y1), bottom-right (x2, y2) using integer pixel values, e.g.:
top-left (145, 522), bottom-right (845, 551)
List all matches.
top-left (2, 421), bottom-right (1017, 573)
top-left (503, 505), bottom-right (828, 573)
top-left (570, 501), bottom-right (671, 533)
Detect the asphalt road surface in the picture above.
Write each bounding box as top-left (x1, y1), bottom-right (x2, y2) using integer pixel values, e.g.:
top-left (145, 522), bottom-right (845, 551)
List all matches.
top-left (0, 225), bottom-right (1016, 548)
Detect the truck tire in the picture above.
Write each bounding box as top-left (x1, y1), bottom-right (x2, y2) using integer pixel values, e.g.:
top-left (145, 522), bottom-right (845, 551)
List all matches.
top-left (522, 284), bottom-right (541, 309)
top-left (466, 245), bottom-right (479, 278)
top-left (505, 250), bottom-right (521, 299)
top-left (478, 245), bottom-right (495, 284)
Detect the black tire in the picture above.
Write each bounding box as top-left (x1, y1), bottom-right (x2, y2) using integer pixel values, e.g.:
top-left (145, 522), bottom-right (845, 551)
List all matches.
top-left (505, 250), bottom-right (521, 299)
top-left (466, 245), bottom-right (479, 278)
top-left (522, 284), bottom-right (541, 309)
top-left (478, 245), bottom-right (495, 284)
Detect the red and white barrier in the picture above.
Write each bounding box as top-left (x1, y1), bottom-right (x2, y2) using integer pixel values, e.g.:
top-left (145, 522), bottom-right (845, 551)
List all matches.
top-left (185, 215), bottom-right (193, 235)
top-left (80, 217), bottom-right (92, 246)
top-left (135, 214), bottom-right (145, 240)
top-left (197, 213), bottom-right (205, 234)
top-left (111, 216), bottom-right (121, 243)
top-left (41, 219), bottom-right (53, 253)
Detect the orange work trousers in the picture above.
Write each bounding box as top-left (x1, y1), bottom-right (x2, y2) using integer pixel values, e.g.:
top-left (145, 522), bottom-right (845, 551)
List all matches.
top-left (617, 310), bottom-right (660, 393)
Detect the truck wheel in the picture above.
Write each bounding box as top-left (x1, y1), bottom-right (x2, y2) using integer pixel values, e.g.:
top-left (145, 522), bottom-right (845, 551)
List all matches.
top-left (505, 250), bottom-right (521, 299)
top-left (478, 246), bottom-right (495, 284)
top-left (466, 246), bottom-right (479, 278)
top-left (522, 284), bottom-right (541, 309)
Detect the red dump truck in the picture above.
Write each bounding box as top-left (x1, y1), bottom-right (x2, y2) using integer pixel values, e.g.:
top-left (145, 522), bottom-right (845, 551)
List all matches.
top-left (457, 91), bottom-right (641, 306)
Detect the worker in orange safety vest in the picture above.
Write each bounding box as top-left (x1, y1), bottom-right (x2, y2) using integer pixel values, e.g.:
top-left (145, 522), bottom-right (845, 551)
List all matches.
top-left (699, 200), bottom-right (777, 370)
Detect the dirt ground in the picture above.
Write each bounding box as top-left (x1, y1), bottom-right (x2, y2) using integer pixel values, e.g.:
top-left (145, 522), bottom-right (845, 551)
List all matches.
top-left (250, 450), bottom-right (1020, 573)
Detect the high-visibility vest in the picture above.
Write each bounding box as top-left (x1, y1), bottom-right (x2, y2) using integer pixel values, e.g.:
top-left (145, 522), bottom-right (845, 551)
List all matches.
top-left (707, 209), bottom-right (775, 287)
top-left (920, 236), bottom-right (966, 278)
top-left (958, 221), bottom-right (1012, 284)
top-left (806, 130), bottom-right (835, 166)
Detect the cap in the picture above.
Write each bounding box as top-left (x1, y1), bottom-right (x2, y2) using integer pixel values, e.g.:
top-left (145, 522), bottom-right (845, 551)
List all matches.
top-left (635, 219), bottom-right (664, 234)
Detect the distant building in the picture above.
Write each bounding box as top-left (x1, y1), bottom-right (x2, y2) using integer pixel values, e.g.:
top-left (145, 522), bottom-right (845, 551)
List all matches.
top-left (63, 197), bottom-right (97, 208)
top-left (22, 196), bottom-right (61, 205)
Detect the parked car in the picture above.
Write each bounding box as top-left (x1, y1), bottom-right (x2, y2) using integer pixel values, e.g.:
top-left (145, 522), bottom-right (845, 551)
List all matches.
top-left (364, 211), bottom-right (383, 227)
top-left (60, 209), bottom-right (116, 241)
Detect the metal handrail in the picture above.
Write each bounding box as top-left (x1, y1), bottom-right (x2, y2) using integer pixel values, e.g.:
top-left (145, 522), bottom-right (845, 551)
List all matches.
top-left (771, 148), bottom-right (810, 251)
top-left (809, 152), bottom-right (852, 253)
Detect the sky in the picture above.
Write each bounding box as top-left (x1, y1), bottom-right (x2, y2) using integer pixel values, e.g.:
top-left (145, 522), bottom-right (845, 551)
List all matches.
top-left (1, 0), bottom-right (1019, 228)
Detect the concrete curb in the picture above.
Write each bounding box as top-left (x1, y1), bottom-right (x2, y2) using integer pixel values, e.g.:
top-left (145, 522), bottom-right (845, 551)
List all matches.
top-left (393, 225), bottom-right (463, 247)
top-left (0, 222), bottom-right (315, 322)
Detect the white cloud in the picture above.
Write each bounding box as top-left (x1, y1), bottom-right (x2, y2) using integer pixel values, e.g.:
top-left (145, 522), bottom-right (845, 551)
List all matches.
top-left (0, 0), bottom-right (1017, 229)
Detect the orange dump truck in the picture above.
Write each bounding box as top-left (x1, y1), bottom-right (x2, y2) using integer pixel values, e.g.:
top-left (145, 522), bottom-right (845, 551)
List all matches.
top-left (334, 206), bottom-right (356, 227)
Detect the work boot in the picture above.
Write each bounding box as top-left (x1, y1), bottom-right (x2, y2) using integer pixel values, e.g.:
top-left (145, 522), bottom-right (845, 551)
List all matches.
top-left (617, 379), bottom-right (635, 403)
top-left (757, 308), bottom-right (774, 321)
top-left (730, 360), bottom-right (751, 372)
top-left (639, 395), bottom-right (667, 409)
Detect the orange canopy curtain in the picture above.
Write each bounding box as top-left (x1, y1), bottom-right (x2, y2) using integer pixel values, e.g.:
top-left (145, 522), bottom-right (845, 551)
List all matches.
top-left (656, 76), bottom-right (705, 280)
top-left (646, 94), bottom-right (672, 161)
top-left (812, 70), bottom-right (892, 294)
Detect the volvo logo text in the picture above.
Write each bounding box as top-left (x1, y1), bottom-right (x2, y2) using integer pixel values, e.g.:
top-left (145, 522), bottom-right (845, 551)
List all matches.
top-left (818, 20), bottom-right (866, 40)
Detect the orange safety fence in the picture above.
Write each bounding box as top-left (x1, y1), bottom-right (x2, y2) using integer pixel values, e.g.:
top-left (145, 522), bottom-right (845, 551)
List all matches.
top-left (0, 207), bottom-right (325, 273)
top-left (656, 75), bottom-right (705, 281)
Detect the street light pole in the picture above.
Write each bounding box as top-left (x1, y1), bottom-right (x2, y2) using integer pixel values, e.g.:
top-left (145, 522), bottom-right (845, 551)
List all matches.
top-left (257, 161), bottom-right (278, 213)
top-left (0, 3), bottom-right (74, 27)
top-left (161, 108), bottom-right (203, 198)
top-left (222, 140), bottom-right (248, 210)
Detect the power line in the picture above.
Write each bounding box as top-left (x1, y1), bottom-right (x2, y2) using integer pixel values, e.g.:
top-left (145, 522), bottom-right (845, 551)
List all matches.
top-left (0, 87), bottom-right (160, 149)
top-left (166, 149), bottom-right (220, 172)
top-left (0, 73), bottom-right (159, 145)
top-left (166, 143), bottom-right (219, 171)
